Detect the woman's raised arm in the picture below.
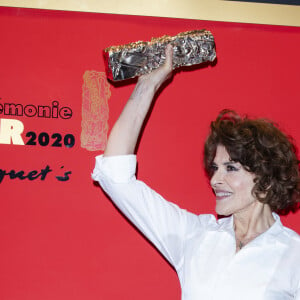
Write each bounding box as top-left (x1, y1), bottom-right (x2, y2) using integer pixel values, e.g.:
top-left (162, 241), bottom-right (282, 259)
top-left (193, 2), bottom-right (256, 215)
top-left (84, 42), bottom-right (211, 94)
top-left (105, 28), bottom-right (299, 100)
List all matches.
top-left (104, 45), bottom-right (173, 156)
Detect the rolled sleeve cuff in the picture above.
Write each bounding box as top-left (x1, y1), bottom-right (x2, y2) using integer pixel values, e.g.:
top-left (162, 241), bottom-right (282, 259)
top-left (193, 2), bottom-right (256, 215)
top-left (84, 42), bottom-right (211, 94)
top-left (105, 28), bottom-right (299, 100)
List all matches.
top-left (91, 154), bottom-right (137, 183)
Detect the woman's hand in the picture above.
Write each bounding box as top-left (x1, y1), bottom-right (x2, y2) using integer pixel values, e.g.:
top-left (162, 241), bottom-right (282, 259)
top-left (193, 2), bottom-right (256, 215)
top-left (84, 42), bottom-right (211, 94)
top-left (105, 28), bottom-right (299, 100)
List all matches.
top-left (137, 44), bottom-right (173, 92)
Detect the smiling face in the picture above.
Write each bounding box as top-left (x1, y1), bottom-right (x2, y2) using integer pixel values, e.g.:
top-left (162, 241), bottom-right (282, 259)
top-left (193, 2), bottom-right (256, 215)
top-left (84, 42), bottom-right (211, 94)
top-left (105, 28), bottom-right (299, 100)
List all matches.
top-left (210, 145), bottom-right (258, 216)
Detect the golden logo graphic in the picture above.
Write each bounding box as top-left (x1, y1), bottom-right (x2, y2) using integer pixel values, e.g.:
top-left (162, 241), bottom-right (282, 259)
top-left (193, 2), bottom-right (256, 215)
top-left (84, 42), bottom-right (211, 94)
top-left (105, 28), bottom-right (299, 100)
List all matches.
top-left (81, 71), bottom-right (111, 151)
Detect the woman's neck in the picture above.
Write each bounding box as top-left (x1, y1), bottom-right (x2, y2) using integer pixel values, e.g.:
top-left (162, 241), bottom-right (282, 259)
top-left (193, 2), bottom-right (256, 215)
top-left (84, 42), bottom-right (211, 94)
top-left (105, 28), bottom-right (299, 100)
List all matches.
top-left (233, 202), bottom-right (275, 251)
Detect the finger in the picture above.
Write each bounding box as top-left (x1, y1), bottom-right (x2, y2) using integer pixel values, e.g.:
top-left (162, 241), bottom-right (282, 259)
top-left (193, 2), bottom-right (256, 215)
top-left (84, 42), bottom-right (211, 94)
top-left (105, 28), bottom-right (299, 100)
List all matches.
top-left (164, 44), bottom-right (173, 70)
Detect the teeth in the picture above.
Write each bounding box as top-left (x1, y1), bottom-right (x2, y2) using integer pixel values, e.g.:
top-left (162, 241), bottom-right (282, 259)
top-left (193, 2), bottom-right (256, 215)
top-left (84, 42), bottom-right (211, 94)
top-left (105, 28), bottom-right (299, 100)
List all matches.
top-left (216, 192), bottom-right (231, 197)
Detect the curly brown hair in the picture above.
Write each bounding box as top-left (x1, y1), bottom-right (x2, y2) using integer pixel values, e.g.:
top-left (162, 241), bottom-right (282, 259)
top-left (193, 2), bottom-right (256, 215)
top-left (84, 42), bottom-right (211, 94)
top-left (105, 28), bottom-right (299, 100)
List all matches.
top-left (204, 109), bottom-right (300, 212)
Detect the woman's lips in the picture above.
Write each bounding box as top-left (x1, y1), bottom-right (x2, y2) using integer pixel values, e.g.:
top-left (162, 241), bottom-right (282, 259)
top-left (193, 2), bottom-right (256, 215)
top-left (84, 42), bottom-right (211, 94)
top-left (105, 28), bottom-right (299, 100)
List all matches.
top-left (215, 191), bottom-right (232, 200)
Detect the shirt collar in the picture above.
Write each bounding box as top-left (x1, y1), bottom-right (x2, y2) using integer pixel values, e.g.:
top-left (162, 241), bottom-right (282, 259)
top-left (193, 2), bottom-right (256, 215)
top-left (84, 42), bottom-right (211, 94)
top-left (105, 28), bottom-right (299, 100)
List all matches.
top-left (216, 215), bottom-right (235, 235)
top-left (215, 212), bottom-right (286, 245)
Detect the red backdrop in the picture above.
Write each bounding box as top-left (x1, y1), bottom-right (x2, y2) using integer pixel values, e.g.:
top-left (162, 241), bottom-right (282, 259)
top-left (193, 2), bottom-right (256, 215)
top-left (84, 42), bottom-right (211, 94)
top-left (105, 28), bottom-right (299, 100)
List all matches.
top-left (0, 7), bottom-right (299, 300)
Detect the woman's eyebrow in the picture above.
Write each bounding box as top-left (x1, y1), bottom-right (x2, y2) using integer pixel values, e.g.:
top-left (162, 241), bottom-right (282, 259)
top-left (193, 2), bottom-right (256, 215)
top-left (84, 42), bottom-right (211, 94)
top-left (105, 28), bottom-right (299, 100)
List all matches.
top-left (223, 161), bottom-right (238, 166)
top-left (212, 161), bottom-right (238, 166)
top-left (211, 161), bottom-right (236, 166)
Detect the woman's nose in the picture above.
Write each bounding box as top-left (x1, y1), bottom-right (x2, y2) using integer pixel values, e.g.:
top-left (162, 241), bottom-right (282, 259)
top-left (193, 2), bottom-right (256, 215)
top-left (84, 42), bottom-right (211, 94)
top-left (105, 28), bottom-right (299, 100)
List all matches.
top-left (210, 170), bottom-right (223, 187)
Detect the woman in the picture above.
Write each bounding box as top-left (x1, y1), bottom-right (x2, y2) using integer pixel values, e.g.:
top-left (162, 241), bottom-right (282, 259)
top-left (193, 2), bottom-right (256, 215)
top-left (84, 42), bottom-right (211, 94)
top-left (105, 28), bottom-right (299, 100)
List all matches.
top-left (92, 45), bottom-right (300, 299)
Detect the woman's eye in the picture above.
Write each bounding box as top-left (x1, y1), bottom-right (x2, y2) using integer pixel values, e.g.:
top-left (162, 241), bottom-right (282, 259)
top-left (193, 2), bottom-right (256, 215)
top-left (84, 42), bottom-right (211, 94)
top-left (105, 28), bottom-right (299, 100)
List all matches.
top-left (227, 165), bottom-right (238, 172)
top-left (210, 164), bottom-right (218, 172)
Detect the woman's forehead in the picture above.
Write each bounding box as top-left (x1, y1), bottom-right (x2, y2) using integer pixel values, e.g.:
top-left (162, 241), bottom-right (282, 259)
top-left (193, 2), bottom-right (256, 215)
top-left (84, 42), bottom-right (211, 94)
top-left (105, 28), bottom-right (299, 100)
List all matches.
top-left (213, 145), bottom-right (242, 166)
top-left (213, 145), bottom-right (230, 161)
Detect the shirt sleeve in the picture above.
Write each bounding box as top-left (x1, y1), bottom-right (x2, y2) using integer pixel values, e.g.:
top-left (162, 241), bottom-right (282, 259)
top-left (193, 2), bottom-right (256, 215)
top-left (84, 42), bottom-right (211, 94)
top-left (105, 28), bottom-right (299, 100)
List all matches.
top-left (91, 154), bottom-right (201, 270)
top-left (295, 279), bottom-right (300, 300)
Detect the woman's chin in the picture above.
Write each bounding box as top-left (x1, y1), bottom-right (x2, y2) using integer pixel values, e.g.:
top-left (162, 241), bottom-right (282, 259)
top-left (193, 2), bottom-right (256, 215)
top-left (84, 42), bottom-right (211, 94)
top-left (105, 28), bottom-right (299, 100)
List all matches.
top-left (215, 205), bottom-right (231, 216)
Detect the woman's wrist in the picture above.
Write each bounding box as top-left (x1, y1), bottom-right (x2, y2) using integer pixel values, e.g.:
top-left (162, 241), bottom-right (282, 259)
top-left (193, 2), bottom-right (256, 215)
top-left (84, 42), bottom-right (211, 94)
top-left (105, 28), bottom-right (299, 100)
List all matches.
top-left (131, 79), bottom-right (157, 100)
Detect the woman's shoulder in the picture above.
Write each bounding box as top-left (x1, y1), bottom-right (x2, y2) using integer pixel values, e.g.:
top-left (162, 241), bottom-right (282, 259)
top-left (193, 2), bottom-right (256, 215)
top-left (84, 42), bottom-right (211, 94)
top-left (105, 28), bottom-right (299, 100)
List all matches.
top-left (276, 221), bottom-right (300, 255)
top-left (281, 225), bottom-right (300, 243)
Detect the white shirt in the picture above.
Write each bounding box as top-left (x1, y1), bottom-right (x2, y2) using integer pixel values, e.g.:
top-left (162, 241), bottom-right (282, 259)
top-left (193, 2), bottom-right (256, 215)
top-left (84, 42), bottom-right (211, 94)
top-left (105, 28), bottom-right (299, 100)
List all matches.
top-left (92, 154), bottom-right (300, 300)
